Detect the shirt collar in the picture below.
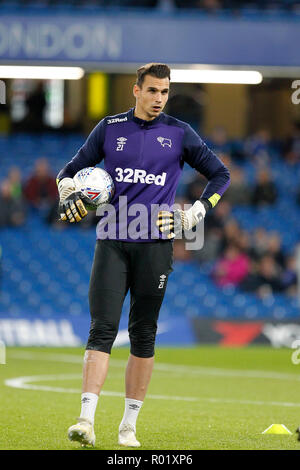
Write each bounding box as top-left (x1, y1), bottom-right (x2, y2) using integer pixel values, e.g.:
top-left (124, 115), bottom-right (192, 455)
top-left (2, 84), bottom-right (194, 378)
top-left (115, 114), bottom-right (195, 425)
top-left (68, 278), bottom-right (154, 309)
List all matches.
top-left (128, 107), bottom-right (164, 126)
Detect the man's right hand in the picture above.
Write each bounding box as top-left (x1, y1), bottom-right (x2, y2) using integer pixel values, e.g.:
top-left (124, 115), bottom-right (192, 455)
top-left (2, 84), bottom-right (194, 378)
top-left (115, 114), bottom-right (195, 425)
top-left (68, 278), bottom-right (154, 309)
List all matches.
top-left (59, 191), bottom-right (89, 223)
top-left (57, 177), bottom-right (89, 223)
top-left (57, 177), bottom-right (75, 202)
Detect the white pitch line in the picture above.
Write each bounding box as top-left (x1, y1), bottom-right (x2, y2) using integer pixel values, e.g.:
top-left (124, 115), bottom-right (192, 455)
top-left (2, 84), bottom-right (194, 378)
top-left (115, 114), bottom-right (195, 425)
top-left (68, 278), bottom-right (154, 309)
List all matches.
top-left (10, 351), bottom-right (126, 366)
top-left (8, 350), bottom-right (300, 382)
top-left (4, 374), bottom-right (197, 401)
top-left (4, 373), bottom-right (300, 408)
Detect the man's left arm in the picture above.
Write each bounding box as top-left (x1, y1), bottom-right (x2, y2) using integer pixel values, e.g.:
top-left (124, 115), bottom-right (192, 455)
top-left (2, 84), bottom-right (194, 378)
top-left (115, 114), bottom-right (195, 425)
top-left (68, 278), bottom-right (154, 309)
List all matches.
top-left (182, 124), bottom-right (231, 211)
top-left (157, 124), bottom-right (230, 237)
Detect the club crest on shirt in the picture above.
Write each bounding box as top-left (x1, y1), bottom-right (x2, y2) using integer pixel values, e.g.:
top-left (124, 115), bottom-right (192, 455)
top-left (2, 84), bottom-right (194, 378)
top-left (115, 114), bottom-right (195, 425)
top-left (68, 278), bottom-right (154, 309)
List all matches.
top-left (116, 137), bottom-right (127, 151)
top-left (157, 136), bottom-right (172, 148)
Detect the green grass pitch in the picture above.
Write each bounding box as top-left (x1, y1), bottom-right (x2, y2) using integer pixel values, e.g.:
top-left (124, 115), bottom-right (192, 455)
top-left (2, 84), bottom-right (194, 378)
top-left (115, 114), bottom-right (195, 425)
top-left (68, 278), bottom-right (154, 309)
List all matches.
top-left (1, 345), bottom-right (300, 450)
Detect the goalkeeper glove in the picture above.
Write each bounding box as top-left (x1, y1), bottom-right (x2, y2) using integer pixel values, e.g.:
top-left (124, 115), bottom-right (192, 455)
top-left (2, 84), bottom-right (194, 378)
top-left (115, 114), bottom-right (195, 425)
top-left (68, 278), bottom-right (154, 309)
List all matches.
top-left (57, 178), bottom-right (92, 223)
top-left (156, 200), bottom-right (207, 239)
top-left (58, 177), bottom-right (96, 223)
top-left (58, 191), bottom-right (91, 223)
top-left (57, 177), bottom-right (76, 202)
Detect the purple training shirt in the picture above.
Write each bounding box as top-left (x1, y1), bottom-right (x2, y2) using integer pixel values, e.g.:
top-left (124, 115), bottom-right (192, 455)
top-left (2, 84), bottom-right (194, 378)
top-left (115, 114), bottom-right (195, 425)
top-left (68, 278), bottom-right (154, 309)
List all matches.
top-left (57, 108), bottom-right (230, 242)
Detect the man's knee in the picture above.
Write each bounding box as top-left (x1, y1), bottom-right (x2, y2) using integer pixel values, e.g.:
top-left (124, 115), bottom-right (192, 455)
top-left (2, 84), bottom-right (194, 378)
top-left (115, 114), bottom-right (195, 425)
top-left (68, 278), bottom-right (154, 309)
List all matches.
top-left (86, 318), bottom-right (118, 354)
top-left (129, 324), bottom-right (157, 358)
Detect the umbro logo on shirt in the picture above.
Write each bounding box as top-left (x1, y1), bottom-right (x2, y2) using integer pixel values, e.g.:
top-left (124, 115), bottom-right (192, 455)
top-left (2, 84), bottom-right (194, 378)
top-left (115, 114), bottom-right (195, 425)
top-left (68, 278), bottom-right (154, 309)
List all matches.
top-left (116, 137), bottom-right (127, 151)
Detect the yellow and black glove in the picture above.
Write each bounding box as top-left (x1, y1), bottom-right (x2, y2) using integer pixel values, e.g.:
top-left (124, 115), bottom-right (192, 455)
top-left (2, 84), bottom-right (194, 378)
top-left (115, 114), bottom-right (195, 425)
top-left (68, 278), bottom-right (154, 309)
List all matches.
top-left (156, 200), bottom-right (207, 239)
top-left (156, 210), bottom-right (182, 239)
top-left (59, 191), bottom-right (90, 223)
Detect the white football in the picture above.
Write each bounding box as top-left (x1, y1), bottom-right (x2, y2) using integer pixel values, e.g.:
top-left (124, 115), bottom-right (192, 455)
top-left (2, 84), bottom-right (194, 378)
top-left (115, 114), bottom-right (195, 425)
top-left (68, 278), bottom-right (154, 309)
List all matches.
top-left (73, 167), bottom-right (115, 210)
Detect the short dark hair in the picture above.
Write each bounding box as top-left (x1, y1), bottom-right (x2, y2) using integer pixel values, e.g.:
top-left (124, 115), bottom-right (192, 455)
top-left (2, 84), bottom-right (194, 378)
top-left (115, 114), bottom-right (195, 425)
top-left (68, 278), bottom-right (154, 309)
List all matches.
top-left (136, 63), bottom-right (171, 88)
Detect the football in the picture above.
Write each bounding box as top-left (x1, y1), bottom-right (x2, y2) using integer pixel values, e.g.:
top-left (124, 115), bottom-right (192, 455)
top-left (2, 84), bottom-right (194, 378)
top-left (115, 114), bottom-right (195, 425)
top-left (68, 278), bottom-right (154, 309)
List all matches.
top-left (73, 167), bottom-right (115, 210)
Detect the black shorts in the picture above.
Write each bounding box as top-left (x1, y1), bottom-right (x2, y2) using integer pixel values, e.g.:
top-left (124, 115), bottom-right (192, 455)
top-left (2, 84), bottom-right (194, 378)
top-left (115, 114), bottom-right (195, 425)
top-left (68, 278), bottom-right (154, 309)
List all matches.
top-left (86, 239), bottom-right (173, 357)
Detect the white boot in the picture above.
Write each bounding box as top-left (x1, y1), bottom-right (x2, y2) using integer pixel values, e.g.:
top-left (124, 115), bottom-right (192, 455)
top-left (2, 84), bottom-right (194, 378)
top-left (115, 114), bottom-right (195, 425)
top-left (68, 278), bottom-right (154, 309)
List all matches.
top-left (118, 423), bottom-right (141, 447)
top-left (68, 417), bottom-right (96, 447)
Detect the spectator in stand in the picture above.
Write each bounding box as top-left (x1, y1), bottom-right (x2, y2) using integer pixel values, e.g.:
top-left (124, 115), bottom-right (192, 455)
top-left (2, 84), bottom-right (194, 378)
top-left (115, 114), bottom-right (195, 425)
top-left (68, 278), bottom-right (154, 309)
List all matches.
top-left (194, 200), bottom-right (232, 262)
top-left (282, 121), bottom-right (300, 165)
top-left (220, 218), bottom-right (241, 251)
top-left (255, 254), bottom-right (283, 297)
top-left (205, 199), bottom-right (232, 232)
top-left (194, 228), bottom-right (223, 262)
top-left (280, 254), bottom-right (297, 296)
top-left (208, 126), bottom-right (232, 156)
top-left (238, 258), bottom-right (261, 293)
top-left (222, 166), bottom-right (252, 206)
top-left (244, 129), bottom-right (271, 166)
top-left (249, 227), bottom-right (270, 260)
top-left (251, 168), bottom-right (277, 206)
top-left (7, 166), bottom-right (23, 201)
top-left (24, 157), bottom-right (58, 213)
top-left (266, 232), bottom-right (285, 268)
top-left (240, 254), bottom-right (282, 297)
top-left (0, 179), bottom-right (26, 227)
top-left (212, 243), bottom-right (250, 287)
top-left (218, 220), bottom-right (254, 260)
top-left (236, 229), bottom-right (251, 254)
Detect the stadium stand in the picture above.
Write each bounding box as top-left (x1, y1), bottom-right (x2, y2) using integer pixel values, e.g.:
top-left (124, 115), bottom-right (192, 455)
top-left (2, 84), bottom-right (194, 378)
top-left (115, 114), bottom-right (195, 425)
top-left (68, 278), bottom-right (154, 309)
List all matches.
top-left (0, 131), bottom-right (299, 323)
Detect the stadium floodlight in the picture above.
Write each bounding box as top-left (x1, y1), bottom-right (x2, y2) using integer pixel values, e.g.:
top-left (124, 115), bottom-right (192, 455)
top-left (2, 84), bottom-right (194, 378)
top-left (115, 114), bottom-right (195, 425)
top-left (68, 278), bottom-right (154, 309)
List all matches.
top-left (0, 66), bottom-right (85, 80)
top-left (171, 69), bottom-right (263, 85)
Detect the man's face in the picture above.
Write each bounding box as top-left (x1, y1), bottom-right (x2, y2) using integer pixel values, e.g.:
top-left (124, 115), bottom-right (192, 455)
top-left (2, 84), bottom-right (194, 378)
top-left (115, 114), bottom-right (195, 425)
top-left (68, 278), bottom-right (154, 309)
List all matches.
top-left (133, 74), bottom-right (170, 121)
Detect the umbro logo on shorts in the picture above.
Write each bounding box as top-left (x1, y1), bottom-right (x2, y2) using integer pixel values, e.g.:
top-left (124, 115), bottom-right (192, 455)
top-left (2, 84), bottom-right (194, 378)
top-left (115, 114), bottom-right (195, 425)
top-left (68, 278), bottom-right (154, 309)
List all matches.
top-left (158, 274), bottom-right (167, 289)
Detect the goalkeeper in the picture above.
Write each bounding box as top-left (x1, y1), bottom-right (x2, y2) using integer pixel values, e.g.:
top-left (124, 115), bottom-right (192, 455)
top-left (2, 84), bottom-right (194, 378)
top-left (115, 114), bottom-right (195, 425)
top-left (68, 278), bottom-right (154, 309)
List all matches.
top-left (57, 63), bottom-right (230, 448)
